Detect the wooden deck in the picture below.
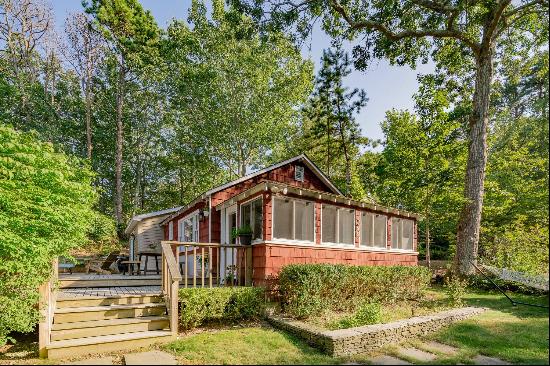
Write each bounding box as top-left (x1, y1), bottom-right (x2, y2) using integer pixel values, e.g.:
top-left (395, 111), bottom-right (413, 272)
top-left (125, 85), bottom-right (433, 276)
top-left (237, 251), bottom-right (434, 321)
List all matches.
top-left (58, 286), bottom-right (162, 299)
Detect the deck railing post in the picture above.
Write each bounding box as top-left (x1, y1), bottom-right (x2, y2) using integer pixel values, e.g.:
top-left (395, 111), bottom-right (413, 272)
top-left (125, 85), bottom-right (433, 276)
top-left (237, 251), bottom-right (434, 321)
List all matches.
top-left (209, 247), bottom-right (213, 288)
top-left (201, 247), bottom-right (205, 288)
top-left (38, 258), bottom-right (58, 358)
top-left (245, 247), bottom-right (253, 286)
top-left (184, 246), bottom-right (188, 288)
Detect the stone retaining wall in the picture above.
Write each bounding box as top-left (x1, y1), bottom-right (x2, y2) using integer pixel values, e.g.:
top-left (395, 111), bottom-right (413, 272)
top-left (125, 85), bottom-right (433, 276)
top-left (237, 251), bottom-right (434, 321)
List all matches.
top-left (267, 307), bottom-right (487, 356)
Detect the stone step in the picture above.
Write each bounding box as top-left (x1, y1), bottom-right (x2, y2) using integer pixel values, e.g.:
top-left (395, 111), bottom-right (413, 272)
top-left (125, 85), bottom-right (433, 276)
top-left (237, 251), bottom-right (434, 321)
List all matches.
top-left (54, 303), bottom-right (166, 324)
top-left (51, 316), bottom-right (169, 341)
top-left (56, 294), bottom-right (163, 309)
top-left (46, 330), bottom-right (174, 359)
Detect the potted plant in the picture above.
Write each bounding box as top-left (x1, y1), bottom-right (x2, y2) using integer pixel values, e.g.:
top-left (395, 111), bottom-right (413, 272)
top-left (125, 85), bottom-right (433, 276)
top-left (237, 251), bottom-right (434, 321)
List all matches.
top-left (232, 225), bottom-right (253, 245)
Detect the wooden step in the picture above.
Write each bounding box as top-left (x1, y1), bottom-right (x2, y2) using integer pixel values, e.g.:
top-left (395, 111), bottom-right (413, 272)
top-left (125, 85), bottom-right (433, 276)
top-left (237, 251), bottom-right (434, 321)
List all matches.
top-left (59, 276), bottom-right (161, 289)
top-left (51, 316), bottom-right (169, 341)
top-left (46, 330), bottom-right (174, 359)
top-left (54, 303), bottom-right (166, 324)
top-left (56, 294), bottom-right (163, 308)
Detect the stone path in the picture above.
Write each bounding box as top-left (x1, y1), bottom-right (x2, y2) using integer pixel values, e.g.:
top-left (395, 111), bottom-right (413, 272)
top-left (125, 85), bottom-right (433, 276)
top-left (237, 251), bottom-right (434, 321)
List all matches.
top-left (422, 341), bottom-right (458, 355)
top-left (397, 347), bottom-right (437, 362)
top-left (123, 350), bottom-right (177, 365)
top-left (365, 341), bottom-right (511, 365)
top-left (369, 355), bottom-right (412, 365)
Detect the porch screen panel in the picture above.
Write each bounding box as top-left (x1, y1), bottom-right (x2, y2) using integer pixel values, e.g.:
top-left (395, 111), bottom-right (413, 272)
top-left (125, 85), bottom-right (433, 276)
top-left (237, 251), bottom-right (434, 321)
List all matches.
top-left (392, 218), bottom-right (400, 248)
top-left (361, 212), bottom-right (374, 246)
top-left (241, 198), bottom-right (263, 240)
top-left (294, 200), bottom-right (314, 242)
top-left (401, 219), bottom-right (414, 250)
top-left (321, 205), bottom-right (337, 243)
top-left (339, 209), bottom-right (355, 245)
top-left (373, 214), bottom-right (387, 248)
top-left (253, 199), bottom-right (263, 240)
top-left (273, 198), bottom-right (293, 239)
top-left (241, 204), bottom-right (251, 229)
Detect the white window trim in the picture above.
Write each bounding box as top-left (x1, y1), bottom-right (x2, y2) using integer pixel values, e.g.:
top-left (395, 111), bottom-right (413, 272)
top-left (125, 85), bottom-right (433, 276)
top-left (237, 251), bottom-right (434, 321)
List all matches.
top-left (177, 209), bottom-right (200, 242)
top-left (239, 196), bottom-right (264, 244)
top-left (262, 239), bottom-right (418, 254)
top-left (168, 221), bottom-right (174, 241)
top-left (360, 212), bottom-right (388, 249)
top-left (320, 204), bottom-right (355, 246)
top-left (271, 196), bottom-right (316, 244)
top-left (392, 217), bottom-right (414, 251)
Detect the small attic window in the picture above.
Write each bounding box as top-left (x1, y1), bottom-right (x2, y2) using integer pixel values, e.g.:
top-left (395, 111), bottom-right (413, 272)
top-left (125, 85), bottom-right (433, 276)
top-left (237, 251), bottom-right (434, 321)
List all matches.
top-left (295, 165), bottom-right (305, 182)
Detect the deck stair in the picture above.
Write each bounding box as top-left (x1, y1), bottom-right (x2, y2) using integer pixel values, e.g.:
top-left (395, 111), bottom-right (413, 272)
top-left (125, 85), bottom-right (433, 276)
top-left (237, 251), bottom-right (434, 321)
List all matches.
top-left (46, 279), bottom-right (175, 359)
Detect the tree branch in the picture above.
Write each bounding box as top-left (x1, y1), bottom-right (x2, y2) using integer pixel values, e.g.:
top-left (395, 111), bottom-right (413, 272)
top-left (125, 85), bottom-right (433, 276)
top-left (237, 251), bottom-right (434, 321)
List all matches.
top-left (329, 0), bottom-right (481, 53)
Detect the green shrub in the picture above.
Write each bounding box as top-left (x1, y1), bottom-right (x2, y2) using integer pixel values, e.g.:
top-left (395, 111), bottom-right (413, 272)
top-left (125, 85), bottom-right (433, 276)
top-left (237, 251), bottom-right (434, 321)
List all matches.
top-left (0, 125), bottom-right (97, 345)
top-left (278, 264), bottom-right (431, 318)
top-left (332, 302), bottom-right (382, 329)
top-left (444, 275), bottom-right (469, 307)
top-left (179, 287), bottom-right (265, 330)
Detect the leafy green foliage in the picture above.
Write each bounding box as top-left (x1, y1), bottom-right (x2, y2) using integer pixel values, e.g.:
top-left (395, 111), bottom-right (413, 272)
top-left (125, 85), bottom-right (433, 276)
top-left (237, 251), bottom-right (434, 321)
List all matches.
top-left (163, 0), bottom-right (313, 178)
top-left (0, 125), bottom-right (97, 345)
top-left (278, 264), bottom-right (431, 319)
top-left (83, 212), bottom-right (120, 255)
top-left (179, 287), bottom-right (265, 330)
top-left (330, 302), bottom-right (382, 329)
top-left (444, 275), bottom-right (469, 307)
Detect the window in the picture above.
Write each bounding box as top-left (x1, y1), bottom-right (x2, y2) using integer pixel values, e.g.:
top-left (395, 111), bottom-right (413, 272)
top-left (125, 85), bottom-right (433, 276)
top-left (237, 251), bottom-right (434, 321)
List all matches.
top-left (361, 212), bottom-right (387, 248)
top-left (295, 165), bottom-right (305, 182)
top-left (391, 218), bottom-right (414, 250)
top-left (322, 204), bottom-right (355, 245)
top-left (178, 213), bottom-right (198, 242)
top-left (294, 200), bottom-right (314, 241)
top-left (273, 197), bottom-right (315, 242)
top-left (168, 221), bottom-right (174, 240)
top-left (321, 205), bottom-right (337, 243)
top-left (339, 209), bottom-right (355, 245)
top-left (240, 198), bottom-right (263, 241)
top-left (374, 214), bottom-right (388, 247)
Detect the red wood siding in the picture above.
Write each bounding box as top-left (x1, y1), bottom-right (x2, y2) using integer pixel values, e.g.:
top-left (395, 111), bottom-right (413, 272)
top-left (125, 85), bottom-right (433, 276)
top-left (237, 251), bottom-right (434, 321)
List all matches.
top-left (251, 244), bottom-right (418, 285)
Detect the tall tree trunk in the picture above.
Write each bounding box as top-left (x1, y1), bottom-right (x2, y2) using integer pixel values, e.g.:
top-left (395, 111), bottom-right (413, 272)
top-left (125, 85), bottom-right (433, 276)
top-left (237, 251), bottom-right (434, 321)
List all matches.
top-left (114, 64), bottom-right (125, 226)
top-left (85, 48), bottom-right (93, 160)
top-left (85, 79), bottom-right (93, 159)
top-left (425, 217), bottom-right (431, 269)
top-left (455, 45), bottom-right (494, 275)
top-left (337, 119), bottom-right (351, 196)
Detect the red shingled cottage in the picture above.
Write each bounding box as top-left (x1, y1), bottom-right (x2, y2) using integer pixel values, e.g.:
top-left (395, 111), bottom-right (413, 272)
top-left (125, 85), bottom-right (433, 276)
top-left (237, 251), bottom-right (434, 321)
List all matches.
top-left (159, 154), bottom-right (420, 285)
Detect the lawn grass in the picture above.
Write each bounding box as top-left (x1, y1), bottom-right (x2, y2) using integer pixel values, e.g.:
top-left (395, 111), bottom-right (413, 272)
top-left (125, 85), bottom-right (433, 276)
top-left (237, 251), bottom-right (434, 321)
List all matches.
top-left (429, 288), bottom-right (549, 365)
top-left (164, 325), bottom-right (339, 365)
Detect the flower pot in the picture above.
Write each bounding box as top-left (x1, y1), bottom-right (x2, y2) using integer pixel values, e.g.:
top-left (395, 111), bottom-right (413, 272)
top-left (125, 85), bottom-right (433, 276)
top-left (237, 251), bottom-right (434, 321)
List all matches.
top-left (239, 233), bottom-right (253, 246)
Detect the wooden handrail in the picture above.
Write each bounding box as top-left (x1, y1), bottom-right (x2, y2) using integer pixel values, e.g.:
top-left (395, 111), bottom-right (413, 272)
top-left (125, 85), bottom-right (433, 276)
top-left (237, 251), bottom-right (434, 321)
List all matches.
top-left (161, 241), bottom-right (254, 335)
top-left (38, 258), bottom-right (58, 358)
top-left (161, 243), bottom-right (182, 281)
top-left (162, 241), bottom-right (243, 249)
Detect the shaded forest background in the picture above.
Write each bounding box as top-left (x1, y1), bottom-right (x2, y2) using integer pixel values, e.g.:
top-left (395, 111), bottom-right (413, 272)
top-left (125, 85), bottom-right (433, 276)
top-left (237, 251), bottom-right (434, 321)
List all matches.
top-left (1, 0), bottom-right (548, 274)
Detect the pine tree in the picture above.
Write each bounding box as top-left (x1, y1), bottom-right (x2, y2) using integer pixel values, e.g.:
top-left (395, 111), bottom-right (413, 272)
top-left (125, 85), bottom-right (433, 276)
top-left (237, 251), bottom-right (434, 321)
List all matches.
top-left (302, 44), bottom-right (368, 197)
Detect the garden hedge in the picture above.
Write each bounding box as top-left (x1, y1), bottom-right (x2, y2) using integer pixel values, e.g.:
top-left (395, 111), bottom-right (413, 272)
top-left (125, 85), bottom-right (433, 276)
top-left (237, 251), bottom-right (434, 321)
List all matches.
top-left (179, 287), bottom-right (265, 330)
top-left (278, 264), bottom-right (432, 318)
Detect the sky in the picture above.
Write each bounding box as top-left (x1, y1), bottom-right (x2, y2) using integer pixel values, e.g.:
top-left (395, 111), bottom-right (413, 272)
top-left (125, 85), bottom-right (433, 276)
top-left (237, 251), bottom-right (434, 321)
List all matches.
top-left (51, 0), bottom-right (435, 143)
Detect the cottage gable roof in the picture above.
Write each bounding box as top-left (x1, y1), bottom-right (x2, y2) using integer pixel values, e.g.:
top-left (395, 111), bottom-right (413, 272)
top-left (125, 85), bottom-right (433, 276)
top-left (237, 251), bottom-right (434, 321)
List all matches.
top-left (124, 206), bottom-right (183, 235)
top-left (160, 154), bottom-right (342, 226)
